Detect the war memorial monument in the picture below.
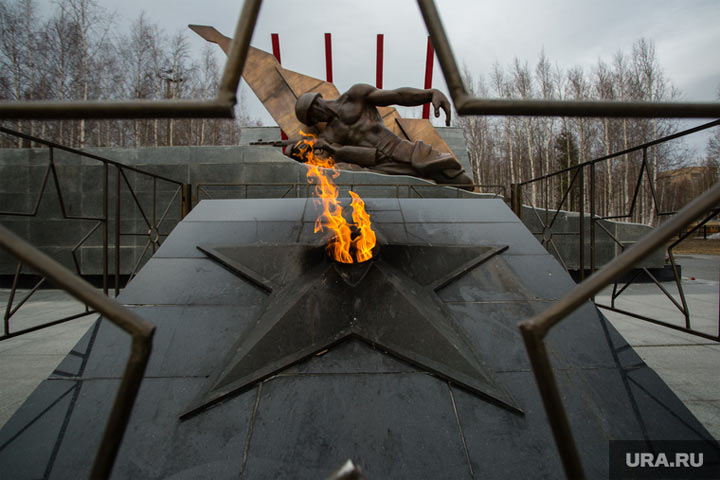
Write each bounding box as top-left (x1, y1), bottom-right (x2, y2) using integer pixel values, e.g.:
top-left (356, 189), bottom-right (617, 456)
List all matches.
top-left (1, 2), bottom-right (719, 479)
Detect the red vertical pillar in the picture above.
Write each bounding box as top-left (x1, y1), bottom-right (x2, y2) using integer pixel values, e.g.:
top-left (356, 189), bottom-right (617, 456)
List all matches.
top-left (422, 35), bottom-right (434, 120)
top-left (271, 33), bottom-right (288, 150)
top-left (271, 33), bottom-right (282, 64)
top-left (324, 33), bottom-right (333, 83)
top-left (376, 34), bottom-right (384, 89)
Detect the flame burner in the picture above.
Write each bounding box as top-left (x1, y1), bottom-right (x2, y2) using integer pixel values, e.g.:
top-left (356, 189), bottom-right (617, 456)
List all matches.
top-left (184, 239), bottom-right (519, 420)
top-left (329, 228), bottom-right (380, 275)
top-left (331, 240), bottom-right (378, 288)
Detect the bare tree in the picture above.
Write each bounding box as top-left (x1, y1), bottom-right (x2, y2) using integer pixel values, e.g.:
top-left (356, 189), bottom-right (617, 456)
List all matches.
top-left (0, 0), bottom-right (28, 145)
top-left (456, 65), bottom-right (490, 185)
top-left (512, 58), bottom-right (538, 203)
top-left (59, 0), bottom-right (112, 146)
top-left (536, 50), bottom-right (558, 209)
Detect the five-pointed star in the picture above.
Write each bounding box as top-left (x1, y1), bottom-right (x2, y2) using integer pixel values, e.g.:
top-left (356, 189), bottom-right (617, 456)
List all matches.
top-left (181, 242), bottom-right (522, 419)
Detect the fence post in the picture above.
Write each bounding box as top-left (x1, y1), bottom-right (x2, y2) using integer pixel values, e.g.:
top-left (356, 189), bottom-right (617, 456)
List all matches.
top-left (511, 184), bottom-right (523, 219)
top-left (578, 168), bottom-right (585, 282)
top-left (181, 184), bottom-right (192, 218)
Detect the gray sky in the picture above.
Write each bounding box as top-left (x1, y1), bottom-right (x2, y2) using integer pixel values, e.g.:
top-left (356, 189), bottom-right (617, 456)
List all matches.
top-left (42, 0), bottom-right (720, 152)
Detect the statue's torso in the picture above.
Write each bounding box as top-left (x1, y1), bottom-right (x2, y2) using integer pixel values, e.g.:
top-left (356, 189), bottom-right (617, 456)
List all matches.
top-left (321, 88), bottom-right (390, 149)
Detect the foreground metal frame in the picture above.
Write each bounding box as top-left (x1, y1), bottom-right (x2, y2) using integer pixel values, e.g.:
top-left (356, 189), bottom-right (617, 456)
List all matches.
top-left (1, 1), bottom-right (719, 478)
top-left (519, 183), bottom-right (720, 479)
top-left (0, 0), bottom-right (718, 120)
top-left (0, 224), bottom-right (155, 480)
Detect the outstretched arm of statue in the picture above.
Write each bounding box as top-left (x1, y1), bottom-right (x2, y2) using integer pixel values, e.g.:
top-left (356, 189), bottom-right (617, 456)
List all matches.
top-left (286, 137), bottom-right (377, 168)
top-left (367, 87), bottom-right (451, 126)
top-left (285, 137), bottom-right (340, 161)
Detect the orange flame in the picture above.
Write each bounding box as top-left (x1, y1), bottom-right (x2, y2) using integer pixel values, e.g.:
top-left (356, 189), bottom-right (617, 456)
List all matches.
top-left (349, 191), bottom-right (376, 263)
top-left (296, 132), bottom-right (376, 263)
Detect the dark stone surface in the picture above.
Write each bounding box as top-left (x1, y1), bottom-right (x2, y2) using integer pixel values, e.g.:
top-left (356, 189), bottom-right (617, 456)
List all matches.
top-left (0, 198), bottom-right (713, 479)
top-left (242, 373), bottom-right (472, 480)
top-left (49, 378), bottom-right (255, 480)
top-left (119, 257), bottom-right (267, 306)
top-left (0, 380), bottom-right (79, 480)
top-left (154, 221), bottom-right (303, 258)
top-left (84, 305), bottom-right (262, 378)
top-left (183, 198), bottom-right (307, 222)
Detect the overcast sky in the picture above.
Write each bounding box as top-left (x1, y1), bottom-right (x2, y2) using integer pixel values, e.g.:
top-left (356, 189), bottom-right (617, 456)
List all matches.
top-left (40, 0), bottom-right (720, 152)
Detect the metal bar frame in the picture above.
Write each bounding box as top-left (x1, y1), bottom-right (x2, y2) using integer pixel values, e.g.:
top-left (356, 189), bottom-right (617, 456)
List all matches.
top-left (415, 0), bottom-right (720, 118)
top-left (0, 0), bottom-right (262, 120)
top-left (0, 0), bottom-right (717, 121)
top-left (0, 2), bottom-right (717, 479)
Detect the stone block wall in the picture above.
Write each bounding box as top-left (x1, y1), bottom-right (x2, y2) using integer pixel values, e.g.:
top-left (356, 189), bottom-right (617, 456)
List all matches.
top-left (520, 204), bottom-right (664, 270)
top-left (1, 126), bottom-right (663, 278)
top-left (0, 127), bottom-right (483, 277)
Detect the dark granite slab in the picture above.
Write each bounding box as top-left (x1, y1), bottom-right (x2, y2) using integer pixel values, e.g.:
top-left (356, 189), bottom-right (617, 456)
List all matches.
top-left (0, 198), bottom-right (713, 479)
top-left (242, 373), bottom-right (473, 479)
top-left (119, 258), bottom-right (267, 306)
top-left (48, 378), bottom-right (255, 480)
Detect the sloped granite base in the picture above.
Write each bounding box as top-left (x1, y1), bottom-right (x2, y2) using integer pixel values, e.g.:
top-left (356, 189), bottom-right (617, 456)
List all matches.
top-left (0, 198), bottom-right (714, 479)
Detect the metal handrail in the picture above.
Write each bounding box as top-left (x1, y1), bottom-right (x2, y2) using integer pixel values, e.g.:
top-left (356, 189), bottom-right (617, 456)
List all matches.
top-left (416, 0), bottom-right (720, 118)
top-left (1, 0), bottom-right (718, 120)
top-left (517, 119), bottom-right (720, 187)
top-left (1, 126), bottom-right (191, 340)
top-left (0, 224), bottom-right (155, 480)
top-left (518, 182), bottom-right (720, 480)
top-left (510, 119), bottom-right (719, 341)
top-left (0, 0), bottom-right (261, 120)
top-left (0, 127), bottom-right (185, 185)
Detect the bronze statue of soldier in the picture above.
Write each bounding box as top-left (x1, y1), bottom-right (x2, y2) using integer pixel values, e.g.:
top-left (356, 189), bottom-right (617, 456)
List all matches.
top-left (288, 84), bottom-right (473, 188)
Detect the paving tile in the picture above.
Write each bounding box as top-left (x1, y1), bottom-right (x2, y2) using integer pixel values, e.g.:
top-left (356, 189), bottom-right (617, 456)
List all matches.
top-left (399, 198), bottom-right (519, 223)
top-left (118, 258), bottom-right (266, 306)
top-left (243, 373), bottom-right (471, 479)
top-left (154, 221), bottom-right (303, 258)
top-left (48, 378), bottom-right (255, 479)
top-left (404, 222), bottom-right (547, 255)
top-left (0, 380), bottom-right (78, 480)
top-left (184, 199), bottom-right (308, 222)
top-left (83, 305), bottom-right (262, 378)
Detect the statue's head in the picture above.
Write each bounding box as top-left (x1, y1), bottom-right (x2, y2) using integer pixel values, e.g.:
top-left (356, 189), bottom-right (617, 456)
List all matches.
top-left (295, 92), bottom-right (323, 126)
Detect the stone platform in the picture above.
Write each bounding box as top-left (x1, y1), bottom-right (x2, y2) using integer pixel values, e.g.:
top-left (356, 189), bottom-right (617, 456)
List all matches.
top-left (0, 198), bottom-right (714, 479)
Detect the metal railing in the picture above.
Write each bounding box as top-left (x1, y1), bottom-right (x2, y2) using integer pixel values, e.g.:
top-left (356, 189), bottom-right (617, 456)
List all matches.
top-left (1, 1), bottom-right (719, 479)
top-left (519, 182), bottom-right (720, 479)
top-left (0, 224), bottom-right (155, 480)
top-left (194, 182), bottom-right (505, 204)
top-left (510, 119), bottom-right (720, 342)
top-left (1, 127), bottom-right (191, 341)
top-left (0, 0), bottom-right (718, 121)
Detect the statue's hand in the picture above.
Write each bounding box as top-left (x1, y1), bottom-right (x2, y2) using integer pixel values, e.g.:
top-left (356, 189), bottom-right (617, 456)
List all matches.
top-left (431, 89), bottom-right (451, 126)
top-left (314, 138), bottom-right (336, 155)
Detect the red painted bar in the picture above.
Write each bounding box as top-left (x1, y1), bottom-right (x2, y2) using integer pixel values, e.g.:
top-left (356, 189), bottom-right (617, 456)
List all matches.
top-left (376, 34), bottom-right (384, 89)
top-left (271, 33), bottom-right (281, 64)
top-left (422, 35), bottom-right (434, 120)
top-left (325, 33), bottom-right (333, 83)
top-left (271, 33), bottom-right (288, 149)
